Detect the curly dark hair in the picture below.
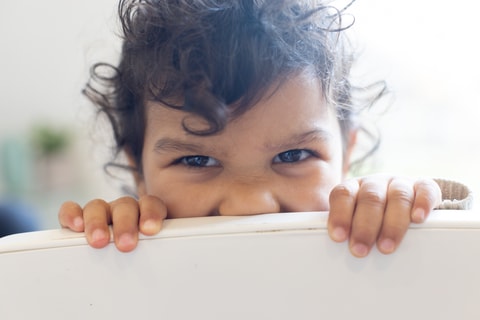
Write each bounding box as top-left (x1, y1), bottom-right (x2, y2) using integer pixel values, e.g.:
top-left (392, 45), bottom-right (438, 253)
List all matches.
top-left (84, 0), bottom-right (380, 175)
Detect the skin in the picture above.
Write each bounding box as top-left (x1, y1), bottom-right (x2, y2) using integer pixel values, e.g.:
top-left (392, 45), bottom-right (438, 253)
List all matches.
top-left (59, 73), bottom-right (442, 257)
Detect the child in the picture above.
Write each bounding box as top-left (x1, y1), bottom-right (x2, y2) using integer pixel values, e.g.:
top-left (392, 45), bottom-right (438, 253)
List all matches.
top-left (58, 0), bottom-right (470, 257)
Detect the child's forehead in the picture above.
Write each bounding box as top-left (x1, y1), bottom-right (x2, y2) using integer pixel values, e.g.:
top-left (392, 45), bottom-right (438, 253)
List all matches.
top-left (146, 69), bottom-right (329, 112)
top-left (146, 71), bottom-right (331, 118)
top-left (144, 73), bottom-right (339, 141)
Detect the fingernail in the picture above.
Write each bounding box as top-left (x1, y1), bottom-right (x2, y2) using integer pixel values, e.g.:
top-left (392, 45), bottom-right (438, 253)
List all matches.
top-left (142, 219), bottom-right (161, 234)
top-left (118, 233), bottom-right (135, 250)
top-left (412, 208), bottom-right (425, 222)
top-left (73, 216), bottom-right (84, 229)
top-left (331, 227), bottom-right (347, 242)
top-left (91, 229), bottom-right (106, 243)
top-left (351, 243), bottom-right (369, 257)
top-left (379, 238), bottom-right (395, 254)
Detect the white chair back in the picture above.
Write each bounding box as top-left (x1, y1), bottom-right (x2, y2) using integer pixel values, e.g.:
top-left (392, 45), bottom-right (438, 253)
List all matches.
top-left (1, 211), bottom-right (479, 319)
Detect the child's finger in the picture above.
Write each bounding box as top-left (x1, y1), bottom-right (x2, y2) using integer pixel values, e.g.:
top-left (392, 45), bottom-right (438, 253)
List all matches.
top-left (328, 179), bottom-right (359, 243)
top-left (411, 179), bottom-right (442, 223)
top-left (138, 195), bottom-right (167, 236)
top-left (349, 177), bottom-right (389, 257)
top-left (83, 199), bottom-right (112, 249)
top-left (58, 201), bottom-right (84, 232)
top-left (110, 196), bottom-right (140, 252)
top-left (376, 178), bottom-right (414, 254)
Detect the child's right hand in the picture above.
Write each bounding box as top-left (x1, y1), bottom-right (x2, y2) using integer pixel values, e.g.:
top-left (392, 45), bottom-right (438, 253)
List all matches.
top-left (58, 195), bottom-right (166, 252)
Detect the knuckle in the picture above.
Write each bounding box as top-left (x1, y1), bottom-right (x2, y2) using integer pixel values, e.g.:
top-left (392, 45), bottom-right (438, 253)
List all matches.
top-left (138, 194), bottom-right (157, 205)
top-left (389, 188), bottom-right (414, 206)
top-left (425, 180), bottom-right (441, 195)
top-left (110, 196), bottom-right (138, 209)
top-left (84, 198), bottom-right (108, 210)
top-left (83, 199), bottom-right (111, 224)
top-left (139, 195), bottom-right (166, 214)
top-left (58, 201), bottom-right (77, 215)
top-left (358, 188), bottom-right (385, 207)
top-left (330, 183), bottom-right (356, 200)
top-left (60, 200), bottom-right (78, 210)
top-left (415, 179), bottom-right (442, 204)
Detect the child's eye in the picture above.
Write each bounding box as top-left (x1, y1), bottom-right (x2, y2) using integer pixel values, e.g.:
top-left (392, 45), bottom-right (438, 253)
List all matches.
top-left (176, 155), bottom-right (220, 168)
top-left (272, 149), bottom-right (314, 164)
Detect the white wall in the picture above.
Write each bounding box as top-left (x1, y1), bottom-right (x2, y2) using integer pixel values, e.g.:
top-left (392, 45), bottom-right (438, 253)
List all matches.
top-left (351, 0), bottom-right (480, 202)
top-left (0, 0), bottom-right (477, 228)
top-left (0, 0), bottom-right (119, 135)
top-left (0, 0), bottom-right (122, 228)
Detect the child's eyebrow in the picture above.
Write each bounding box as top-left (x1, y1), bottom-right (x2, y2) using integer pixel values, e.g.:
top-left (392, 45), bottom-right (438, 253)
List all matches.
top-left (153, 138), bottom-right (215, 155)
top-left (263, 129), bottom-right (332, 152)
top-left (153, 129), bottom-right (332, 155)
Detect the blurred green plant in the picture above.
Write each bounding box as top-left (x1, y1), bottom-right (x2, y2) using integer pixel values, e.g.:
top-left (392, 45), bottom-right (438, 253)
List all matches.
top-left (30, 125), bottom-right (72, 157)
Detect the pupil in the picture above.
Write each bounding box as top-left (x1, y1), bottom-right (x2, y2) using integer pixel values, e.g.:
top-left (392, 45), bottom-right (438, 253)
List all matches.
top-left (281, 150), bottom-right (301, 162)
top-left (187, 156), bottom-right (208, 166)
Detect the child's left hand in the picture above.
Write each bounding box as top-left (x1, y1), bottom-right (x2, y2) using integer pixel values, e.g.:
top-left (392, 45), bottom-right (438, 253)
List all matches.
top-left (327, 175), bottom-right (442, 257)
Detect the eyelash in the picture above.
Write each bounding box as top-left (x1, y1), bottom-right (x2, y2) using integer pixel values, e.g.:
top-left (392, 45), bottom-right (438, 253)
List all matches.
top-left (173, 149), bottom-right (317, 168)
top-left (173, 155), bottom-right (220, 168)
top-left (272, 149), bottom-right (316, 164)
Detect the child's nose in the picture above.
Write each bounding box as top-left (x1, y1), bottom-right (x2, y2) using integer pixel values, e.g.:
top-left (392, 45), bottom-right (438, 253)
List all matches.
top-left (217, 182), bottom-right (280, 216)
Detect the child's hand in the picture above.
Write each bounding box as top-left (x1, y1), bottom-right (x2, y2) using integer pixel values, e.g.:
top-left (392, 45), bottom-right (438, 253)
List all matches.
top-left (59, 175), bottom-right (442, 257)
top-left (328, 175), bottom-right (442, 257)
top-left (58, 195), bottom-right (166, 252)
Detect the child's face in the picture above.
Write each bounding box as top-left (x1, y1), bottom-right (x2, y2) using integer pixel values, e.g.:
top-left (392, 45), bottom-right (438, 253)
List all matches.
top-left (135, 73), bottom-right (353, 218)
